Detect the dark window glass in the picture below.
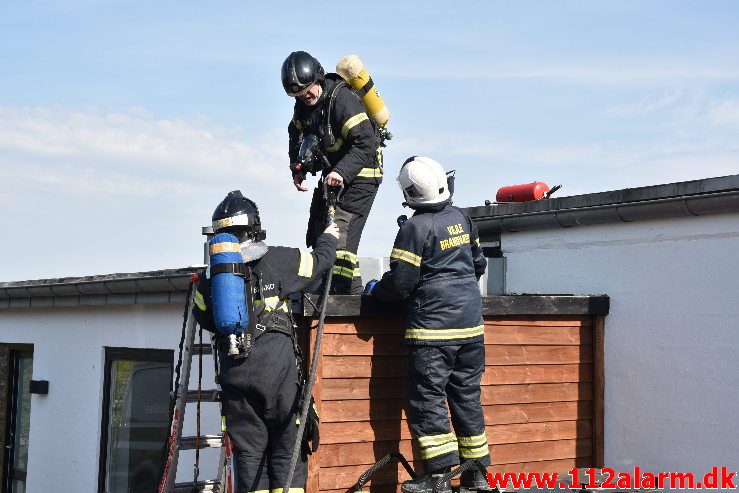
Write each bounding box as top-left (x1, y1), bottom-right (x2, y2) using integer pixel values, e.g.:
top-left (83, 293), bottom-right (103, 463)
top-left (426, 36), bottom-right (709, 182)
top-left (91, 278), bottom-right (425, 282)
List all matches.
top-left (99, 349), bottom-right (172, 493)
top-left (2, 348), bottom-right (33, 493)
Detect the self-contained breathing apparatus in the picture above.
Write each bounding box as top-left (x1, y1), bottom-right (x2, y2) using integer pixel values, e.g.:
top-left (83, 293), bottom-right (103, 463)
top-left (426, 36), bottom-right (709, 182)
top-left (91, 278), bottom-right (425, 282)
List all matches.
top-left (288, 54), bottom-right (392, 184)
top-left (208, 190), bottom-right (290, 360)
top-left (319, 70), bottom-right (392, 155)
top-left (336, 54), bottom-right (393, 144)
top-left (208, 232), bottom-right (251, 356)
top-left (284, 52), bottom-right (392, 149)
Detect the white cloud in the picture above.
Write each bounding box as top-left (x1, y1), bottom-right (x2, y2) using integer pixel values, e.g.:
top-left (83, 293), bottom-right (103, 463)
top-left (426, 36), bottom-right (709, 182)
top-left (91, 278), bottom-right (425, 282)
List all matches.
top-left (1, 103), bottom-right (736, 282)
top-left (382, 62), bottom-right (739, 84)
top-left (605, 92), bottom-right (683, 118)
top-left (0, 106), bottom-right (303, 280)
top-left (381, 124), bottom-right (738, 201)
top-left (499, 65), bottom-right (739, 84)
top-left (0, 106), bottom-right (284, 197)
top-left (603, 92), bottom-right (739, 133)
top-left (707, 99), bottom-right (739, 126)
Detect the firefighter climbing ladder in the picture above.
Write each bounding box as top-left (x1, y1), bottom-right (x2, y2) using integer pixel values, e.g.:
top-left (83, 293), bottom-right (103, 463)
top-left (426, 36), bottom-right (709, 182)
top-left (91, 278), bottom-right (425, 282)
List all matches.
top-left (158, 275), bottom-right (233, 493)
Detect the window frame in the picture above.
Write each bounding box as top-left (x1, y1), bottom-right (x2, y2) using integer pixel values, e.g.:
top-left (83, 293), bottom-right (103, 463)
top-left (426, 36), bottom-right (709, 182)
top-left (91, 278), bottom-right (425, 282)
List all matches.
top-left (97, 347), bottom-right (173, 493)
top-left (2, 344), bottom-right (34, 493)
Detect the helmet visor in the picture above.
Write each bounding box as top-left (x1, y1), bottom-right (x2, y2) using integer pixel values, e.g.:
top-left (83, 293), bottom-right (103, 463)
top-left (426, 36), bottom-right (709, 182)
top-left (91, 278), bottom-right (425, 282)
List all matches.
top-left (287, 81), bottom-right (315, 97)
top-left (403, 184), bottom-right (424, 199)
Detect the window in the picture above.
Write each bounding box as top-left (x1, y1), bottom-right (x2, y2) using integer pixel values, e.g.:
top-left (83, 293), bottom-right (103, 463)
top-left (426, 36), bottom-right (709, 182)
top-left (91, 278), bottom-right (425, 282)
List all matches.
top-left (98, 348), bottom-right (173, 493)
top-left (2, 346), bottom-right (33, 493)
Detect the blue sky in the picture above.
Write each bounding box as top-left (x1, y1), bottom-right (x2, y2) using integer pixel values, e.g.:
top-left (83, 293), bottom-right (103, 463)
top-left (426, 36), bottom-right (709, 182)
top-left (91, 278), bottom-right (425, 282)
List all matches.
top-left (1, 1), bottom-right (738, 281)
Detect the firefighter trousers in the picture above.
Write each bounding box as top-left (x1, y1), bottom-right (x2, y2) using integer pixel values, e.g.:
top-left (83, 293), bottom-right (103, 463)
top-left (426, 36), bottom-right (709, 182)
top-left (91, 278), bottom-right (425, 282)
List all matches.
top-left (218, 332), bottom-right (307, 493)
top-left (406, 342), bottom-right (491, 472)
top-left (307, 180), bottom-right (379, 294)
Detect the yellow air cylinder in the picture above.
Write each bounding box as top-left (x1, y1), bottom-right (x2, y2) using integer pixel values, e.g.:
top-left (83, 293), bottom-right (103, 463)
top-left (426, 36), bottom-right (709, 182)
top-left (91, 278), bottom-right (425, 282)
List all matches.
top-left (336, 55), bottom-right (390, 128)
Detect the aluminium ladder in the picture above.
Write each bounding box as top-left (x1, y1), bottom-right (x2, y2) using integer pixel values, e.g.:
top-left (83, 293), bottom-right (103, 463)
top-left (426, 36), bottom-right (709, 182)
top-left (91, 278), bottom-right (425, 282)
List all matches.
top-left (159, 274), bottom-right (234, 493)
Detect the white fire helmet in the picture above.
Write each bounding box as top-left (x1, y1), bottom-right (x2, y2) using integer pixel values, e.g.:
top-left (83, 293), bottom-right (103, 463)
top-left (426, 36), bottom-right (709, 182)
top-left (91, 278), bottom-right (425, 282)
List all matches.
top-left (397, 156), bottom-right (451, 207)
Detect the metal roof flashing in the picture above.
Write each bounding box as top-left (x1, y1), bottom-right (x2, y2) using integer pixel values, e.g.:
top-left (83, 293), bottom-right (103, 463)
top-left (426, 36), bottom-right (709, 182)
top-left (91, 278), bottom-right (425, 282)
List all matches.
top-left (0, 268), bottom-right (198, 309)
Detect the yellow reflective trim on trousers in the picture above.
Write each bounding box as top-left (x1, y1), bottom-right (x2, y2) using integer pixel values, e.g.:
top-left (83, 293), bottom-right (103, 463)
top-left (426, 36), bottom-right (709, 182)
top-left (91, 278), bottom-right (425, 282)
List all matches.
top-left (332, 265), bottom-right (354, 279)
top-left (391, 248), bottom-right (422, 267)
top-left (357, 167), bottom-right (383, 178)
top-left (405, 325), bottom-right (485, 340)
top-left (457, 433), bottom-right (488, 447)
top-left (249, 490), bottom-right (269, 493)
top-left (336, 250), bottom-right (359, 263)
top-left (270, 489), bottom-right (304, 493)
top-left (341, 113), bottom-right (369, 139)
top-left (417, 432), bottom-right (456, 447)
top-left (209, 242), bottom-right (240, 254)
top-left (298, 250), bottom-right (313, 278)
top-left (194, 291), bottom-right (206, 311)
top-left (418, 432), bottom-right (457, 458)
top-left (460, 445), bottom-right (489, 459)
top-left (353, 267), bottom-right (361, 278)
top-left (420, 441), bottom-right (459, 460)
top-left (325, 137), bottom-right (343, 153)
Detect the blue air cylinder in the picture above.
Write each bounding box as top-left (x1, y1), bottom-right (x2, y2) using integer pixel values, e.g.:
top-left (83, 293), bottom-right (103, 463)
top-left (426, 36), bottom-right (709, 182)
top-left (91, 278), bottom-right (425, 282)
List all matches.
top-left (209, 233), bottom-right (248, 336)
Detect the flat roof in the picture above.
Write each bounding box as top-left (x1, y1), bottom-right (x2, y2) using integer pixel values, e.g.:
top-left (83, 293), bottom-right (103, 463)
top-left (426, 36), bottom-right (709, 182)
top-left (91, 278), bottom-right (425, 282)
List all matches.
top-left (465, 174), bottom-right (739, 236)
top-left (0, 267), bottom-right (609, 316)
top-left (0, 268), bottom-right (198, 309)
top-left (305, 294), bottom-right (610, 317)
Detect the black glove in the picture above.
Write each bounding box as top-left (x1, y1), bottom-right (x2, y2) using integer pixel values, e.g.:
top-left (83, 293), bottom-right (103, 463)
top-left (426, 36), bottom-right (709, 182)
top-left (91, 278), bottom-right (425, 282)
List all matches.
top-left (307, 398), bottom-right (320, 452)
top-left (301, 395), bottom-right (320, 454)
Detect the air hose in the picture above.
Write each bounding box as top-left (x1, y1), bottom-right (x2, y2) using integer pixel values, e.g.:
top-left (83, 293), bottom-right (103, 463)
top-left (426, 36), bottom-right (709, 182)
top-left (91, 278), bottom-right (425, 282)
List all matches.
top-left (283, 182), bottom-right (343, 493)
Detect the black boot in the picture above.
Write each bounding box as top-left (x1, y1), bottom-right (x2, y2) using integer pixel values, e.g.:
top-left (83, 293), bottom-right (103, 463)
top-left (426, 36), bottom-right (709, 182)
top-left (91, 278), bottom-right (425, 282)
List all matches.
top-left (401, 470), bottom-right (452, 493)
top-left (460, 469), bottom-right (493, 491)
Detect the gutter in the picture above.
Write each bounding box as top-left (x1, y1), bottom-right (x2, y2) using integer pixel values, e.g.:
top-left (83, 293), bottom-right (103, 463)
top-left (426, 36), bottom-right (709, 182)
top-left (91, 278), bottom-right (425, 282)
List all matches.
top-left (0, 268), bottom-right (200, 309)
top-left (466, 176), bottom-right (739, 235)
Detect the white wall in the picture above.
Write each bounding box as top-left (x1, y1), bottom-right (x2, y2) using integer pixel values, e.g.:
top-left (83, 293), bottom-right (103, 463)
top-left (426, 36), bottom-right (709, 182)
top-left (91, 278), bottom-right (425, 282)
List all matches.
top-left (501, 214), bottom-right (739, 481)
top-left (0, 302), bottom-right (220, 493)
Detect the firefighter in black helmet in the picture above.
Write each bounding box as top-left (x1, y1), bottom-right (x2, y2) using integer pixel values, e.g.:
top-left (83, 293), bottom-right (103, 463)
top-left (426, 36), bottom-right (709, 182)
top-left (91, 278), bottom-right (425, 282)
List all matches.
top-left (365, 158), bottom-right (491, 493)
top-left (192, 190), bottom-right (339, 493)
top-left (282, 51), bottom-right (382, 294)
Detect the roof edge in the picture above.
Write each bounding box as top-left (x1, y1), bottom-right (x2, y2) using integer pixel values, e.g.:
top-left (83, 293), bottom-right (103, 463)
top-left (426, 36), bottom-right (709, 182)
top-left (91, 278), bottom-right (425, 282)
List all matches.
top-left (0, 267), bottom-right (202, 300)
top-left (465, 174), bottom-right (739, 235)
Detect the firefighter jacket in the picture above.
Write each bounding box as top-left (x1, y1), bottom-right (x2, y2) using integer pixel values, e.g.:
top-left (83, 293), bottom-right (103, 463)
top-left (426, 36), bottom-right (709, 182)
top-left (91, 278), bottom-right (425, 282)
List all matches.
top-left (372, 203), bottom-right (487, 346)
top-left (193, 233), bottom-right (338, 335)
top-left (192, 234), bottom-right (335, 491)
top-left (288, 74), bottom-right (382, 185)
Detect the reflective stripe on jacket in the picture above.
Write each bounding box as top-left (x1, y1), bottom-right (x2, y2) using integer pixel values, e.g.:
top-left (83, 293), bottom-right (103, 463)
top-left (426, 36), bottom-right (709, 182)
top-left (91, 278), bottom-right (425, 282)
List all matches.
top-left (372, 204), bottom-right (487, 346)
top-left (192, 234), bottom-right (337, 333)
top-left (287, 75), bottom-right (381, 185)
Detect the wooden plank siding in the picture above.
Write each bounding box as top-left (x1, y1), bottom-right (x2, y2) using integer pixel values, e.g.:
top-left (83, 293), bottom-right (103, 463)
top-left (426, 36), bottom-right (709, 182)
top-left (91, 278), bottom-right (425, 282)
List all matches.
top-left (305, 315), bottom-right (602, 493)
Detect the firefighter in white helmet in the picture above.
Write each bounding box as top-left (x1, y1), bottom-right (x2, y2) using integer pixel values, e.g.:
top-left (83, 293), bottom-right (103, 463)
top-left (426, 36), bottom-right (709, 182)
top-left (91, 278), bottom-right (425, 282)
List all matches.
top-left (365, 157), bottom-right (491, 493)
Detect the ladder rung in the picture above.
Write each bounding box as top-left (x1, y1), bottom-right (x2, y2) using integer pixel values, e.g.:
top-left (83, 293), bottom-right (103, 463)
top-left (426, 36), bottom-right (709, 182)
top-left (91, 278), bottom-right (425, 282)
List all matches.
top-left (192, 343), bottom-right (213, 355)
top-left (174, 479), bottom-right (221, 492)
top-left (180, 434), bottom-right (223, 450)
top-left (187, 389), bottom-right (221, 402)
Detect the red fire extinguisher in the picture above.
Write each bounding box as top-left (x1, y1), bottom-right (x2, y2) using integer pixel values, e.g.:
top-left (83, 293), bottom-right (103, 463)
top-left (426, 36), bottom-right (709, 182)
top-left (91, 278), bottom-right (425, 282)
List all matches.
top-left (495, 182), bottom-right (561, 203)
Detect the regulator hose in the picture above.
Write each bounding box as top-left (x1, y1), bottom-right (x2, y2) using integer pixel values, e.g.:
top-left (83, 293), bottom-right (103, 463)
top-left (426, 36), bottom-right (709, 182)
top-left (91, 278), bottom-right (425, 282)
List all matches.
top-left (283, 183), bottom-right (341, 493)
